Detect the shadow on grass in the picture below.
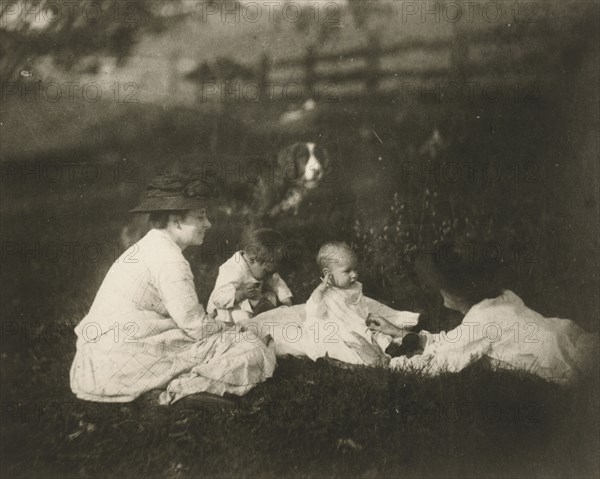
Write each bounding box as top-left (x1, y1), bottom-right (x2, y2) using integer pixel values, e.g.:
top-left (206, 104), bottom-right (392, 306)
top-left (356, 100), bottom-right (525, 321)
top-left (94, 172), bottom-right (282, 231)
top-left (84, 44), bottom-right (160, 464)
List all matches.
top-left (2, 92), bottom-right (599, 477)
top-left (2, 330), bottom-right (599, 479)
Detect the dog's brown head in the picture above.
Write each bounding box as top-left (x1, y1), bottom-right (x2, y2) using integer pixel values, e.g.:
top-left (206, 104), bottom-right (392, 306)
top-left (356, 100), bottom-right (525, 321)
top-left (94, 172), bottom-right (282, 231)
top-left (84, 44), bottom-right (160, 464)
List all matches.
top-left (277, 142), bottom-right (329, 190)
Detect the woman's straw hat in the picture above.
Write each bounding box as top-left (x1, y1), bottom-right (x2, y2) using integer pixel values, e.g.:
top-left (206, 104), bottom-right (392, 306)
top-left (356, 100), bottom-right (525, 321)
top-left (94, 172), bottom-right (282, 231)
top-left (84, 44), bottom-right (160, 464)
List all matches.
top-left (130, 174), bottom-right (216, 213)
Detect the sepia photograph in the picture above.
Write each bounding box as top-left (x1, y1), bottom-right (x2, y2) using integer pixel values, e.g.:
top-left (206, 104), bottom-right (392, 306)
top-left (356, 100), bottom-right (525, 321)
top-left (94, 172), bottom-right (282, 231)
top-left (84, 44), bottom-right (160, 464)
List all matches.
top-left (1, 0), bottom-right (599, 477)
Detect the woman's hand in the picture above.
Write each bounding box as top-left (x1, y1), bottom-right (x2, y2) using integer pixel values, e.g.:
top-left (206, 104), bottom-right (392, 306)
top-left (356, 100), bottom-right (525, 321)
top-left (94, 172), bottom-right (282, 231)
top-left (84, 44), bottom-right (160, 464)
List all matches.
top-left (344, 332), bottom-right (390, 367)
top-left (366, 314), bottom-right (402, 338)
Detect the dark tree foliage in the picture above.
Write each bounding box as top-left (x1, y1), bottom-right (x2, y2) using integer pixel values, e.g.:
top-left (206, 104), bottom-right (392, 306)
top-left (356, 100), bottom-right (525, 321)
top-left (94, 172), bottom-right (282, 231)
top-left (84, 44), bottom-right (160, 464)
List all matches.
top-left (0, 0), bottom-right (382, 83)
top-left (0, 0), bottom-right (188, 81)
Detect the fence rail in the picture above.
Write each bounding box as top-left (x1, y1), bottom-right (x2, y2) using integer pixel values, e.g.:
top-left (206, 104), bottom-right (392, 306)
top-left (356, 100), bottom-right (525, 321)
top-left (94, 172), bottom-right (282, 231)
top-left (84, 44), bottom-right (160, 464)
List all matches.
top-left (186, 22), bottom-right (559, 103)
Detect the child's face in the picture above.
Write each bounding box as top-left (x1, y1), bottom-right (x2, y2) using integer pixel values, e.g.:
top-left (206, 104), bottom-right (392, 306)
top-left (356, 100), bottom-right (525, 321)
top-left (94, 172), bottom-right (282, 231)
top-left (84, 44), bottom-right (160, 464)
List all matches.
top-left (325, 252), bottom-right (358, 289)
top-left (246, 256), bottom-right (277, 280)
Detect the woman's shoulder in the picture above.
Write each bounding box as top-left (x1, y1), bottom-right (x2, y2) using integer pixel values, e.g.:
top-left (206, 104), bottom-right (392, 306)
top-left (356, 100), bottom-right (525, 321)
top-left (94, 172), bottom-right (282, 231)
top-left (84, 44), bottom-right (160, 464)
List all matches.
top-left (113, 230), bottom-right (190, 279)
top-left (490, 290), bottom-right (524, 307)
top-left (465, 290), bottom-right (527, 322)
top-left (471, 290), bottom-right (523, 308)
top-left (141, 229), bottom-right (186, 261)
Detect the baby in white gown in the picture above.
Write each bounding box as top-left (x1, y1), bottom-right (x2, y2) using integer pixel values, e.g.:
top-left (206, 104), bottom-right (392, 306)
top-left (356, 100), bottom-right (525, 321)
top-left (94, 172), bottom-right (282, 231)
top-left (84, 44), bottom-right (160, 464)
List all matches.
top-left (301, 242), bottom-right (419, 365)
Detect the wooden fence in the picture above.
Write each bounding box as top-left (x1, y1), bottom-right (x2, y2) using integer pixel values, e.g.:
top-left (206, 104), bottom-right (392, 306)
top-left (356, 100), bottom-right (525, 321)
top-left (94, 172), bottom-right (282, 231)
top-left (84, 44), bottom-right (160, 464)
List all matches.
top-left (189, 21), bottom-right (559, 104)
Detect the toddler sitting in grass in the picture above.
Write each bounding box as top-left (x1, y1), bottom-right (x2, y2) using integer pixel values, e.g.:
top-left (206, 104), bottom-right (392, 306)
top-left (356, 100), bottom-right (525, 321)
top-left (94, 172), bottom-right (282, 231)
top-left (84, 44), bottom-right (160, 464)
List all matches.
top-left (208, 229), bottom-right (293, 324)
top-left (302, 242), bottom-right (419, 365)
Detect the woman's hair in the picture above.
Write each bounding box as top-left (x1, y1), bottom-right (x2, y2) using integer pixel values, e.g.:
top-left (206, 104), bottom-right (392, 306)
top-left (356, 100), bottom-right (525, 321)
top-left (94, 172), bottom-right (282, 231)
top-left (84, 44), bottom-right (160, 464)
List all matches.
top-left (316, 242), bottom-right (357, 271)
top-left (416, 240), bottom-right (504, 307)
top-left (242, 228), bottom-right (286, 264)
top-left (148, 210), bottom-right (189, 229)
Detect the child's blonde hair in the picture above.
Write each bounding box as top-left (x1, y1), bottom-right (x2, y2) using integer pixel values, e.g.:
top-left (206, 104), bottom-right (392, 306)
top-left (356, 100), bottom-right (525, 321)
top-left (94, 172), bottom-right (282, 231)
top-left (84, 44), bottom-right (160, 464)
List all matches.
top-left (316, 241), bottom-right (357, 271)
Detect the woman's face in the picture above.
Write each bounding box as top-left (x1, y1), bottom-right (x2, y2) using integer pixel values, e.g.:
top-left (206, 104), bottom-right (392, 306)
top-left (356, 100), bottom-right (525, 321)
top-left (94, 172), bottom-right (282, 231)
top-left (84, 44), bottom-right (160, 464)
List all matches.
top-left (177, 208), bottom-right (211, 247)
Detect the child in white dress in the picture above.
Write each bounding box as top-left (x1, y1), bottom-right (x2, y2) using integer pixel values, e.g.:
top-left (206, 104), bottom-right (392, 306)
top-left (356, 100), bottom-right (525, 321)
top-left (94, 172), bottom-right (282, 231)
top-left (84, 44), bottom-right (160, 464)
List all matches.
top-left (208, 229), bottom-right (293, 324)
top-left (302, 242), bottom-right (419, 365)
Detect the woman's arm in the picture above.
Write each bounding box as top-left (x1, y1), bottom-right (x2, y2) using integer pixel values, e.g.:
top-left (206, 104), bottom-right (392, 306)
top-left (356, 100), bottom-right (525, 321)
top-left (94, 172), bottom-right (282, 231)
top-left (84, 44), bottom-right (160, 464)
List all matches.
top-left (364, 297), bottom-right (420, 330)
top-left (157, 259), bottom-right (222, 340)
top-left (390, 320), bottom-right (493, 375)
top-left (366, 314), bottom-right (404, 337)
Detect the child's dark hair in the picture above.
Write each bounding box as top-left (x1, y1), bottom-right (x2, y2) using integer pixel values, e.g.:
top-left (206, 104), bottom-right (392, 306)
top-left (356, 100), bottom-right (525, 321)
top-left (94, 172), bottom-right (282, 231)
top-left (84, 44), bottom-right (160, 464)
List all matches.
top-left (242, 228), bottom-right (286, 264)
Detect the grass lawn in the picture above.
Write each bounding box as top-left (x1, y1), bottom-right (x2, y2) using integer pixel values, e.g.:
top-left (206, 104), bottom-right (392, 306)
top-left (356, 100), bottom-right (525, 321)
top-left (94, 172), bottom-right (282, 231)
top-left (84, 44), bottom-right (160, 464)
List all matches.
top-left (2, 87), bottom-right (599, 477)
top-left (1, 191), bottom-right (599, 479)
top-left (2, 343), bottom-right (599, 478)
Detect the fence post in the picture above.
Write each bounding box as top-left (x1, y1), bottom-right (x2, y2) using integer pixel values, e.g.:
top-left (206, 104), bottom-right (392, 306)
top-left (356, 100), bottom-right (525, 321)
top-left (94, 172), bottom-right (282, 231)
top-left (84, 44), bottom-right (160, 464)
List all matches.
top-left (257, 53), bottom-right (271, 103)
top-left (304, 45), bottom-right (316, 99)
top-left (168, 50), bottom-right (181, 104)
top-left (451, 26), bottom-right (469, 80)
top-left (365, 33), bottom-right (381, 97)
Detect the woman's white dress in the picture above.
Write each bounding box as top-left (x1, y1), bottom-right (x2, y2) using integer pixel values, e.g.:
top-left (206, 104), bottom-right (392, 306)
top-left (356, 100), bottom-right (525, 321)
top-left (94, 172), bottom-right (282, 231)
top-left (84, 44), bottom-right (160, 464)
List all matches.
top-left (70, 229), bottom-right (276, 404)
top-left (390, 290), bottom-right (598, 384)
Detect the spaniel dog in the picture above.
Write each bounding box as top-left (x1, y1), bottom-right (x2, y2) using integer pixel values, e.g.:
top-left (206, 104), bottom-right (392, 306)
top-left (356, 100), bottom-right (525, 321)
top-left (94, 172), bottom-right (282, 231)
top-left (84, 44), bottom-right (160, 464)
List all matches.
top-left (254, 142), bottom-right (331, 218)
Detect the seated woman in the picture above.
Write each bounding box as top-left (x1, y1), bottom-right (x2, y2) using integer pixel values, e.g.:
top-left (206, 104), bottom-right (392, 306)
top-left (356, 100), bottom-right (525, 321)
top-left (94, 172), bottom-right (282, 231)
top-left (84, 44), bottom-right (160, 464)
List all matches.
top-left (367, 241), bottom-right (599, 384)
top-left (70, 175), bottom-right (276, 405)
